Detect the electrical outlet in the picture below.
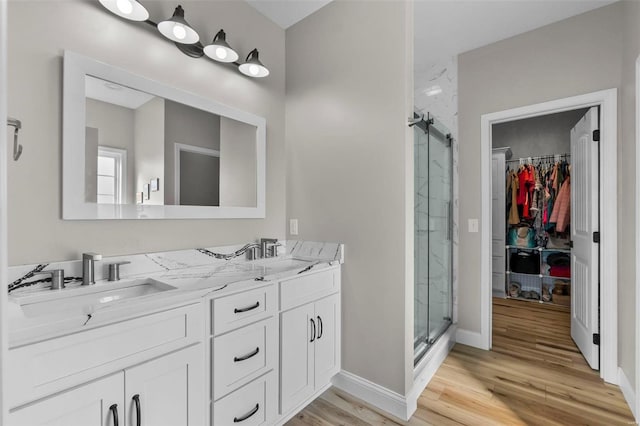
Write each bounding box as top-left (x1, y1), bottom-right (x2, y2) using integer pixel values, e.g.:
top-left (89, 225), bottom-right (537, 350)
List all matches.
top-left (468, 218), bottom-right (479, 233)
top-left (289, 219), bottom-right (299, 235)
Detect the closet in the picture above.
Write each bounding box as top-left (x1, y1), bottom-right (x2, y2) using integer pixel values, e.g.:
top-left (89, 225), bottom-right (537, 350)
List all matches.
top-left (492, 108), bottom-right (588, 311)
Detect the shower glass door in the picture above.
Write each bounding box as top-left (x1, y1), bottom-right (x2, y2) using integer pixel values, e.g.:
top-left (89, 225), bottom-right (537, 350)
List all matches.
top-left (414, 113), bottom-right (453, 365)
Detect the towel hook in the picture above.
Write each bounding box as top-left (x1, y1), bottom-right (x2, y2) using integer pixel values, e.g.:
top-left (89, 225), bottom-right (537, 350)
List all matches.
top-left (7, 117), bottom-right (22, 161)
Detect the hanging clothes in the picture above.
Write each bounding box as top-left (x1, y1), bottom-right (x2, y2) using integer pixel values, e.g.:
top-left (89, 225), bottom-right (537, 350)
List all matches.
top-left (549, 176), bottom-right (571, 232)
top-left (508, 171), bottom-right (520, 225)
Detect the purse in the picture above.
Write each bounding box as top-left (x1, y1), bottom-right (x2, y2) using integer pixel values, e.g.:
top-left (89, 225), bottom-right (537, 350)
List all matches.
top-left (508, 226), bottom-right (536, 248)
top-left (510, 250), bottom-right (540, 274)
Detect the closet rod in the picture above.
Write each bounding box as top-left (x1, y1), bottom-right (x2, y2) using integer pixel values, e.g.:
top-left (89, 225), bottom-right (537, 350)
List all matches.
top-left (506, 153), bottom-right (570, 163)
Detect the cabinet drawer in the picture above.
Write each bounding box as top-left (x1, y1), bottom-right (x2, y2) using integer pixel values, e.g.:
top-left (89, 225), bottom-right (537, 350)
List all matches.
top-left (8, 303), bottom-right (203, 408)
top-left (212, 284), bottom-right (276, 335)
top-left (280, 267), bottom-right (340, 311)
top-left (212, 372), bottom-right (276, 426)
top-left (213, 317), bottom-right (277, 400)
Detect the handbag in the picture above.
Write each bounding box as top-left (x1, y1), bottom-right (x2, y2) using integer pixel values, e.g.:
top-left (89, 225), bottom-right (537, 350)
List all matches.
top-left (508, 226), bottom-right (536, 248)
top-left (510, 250), bottom-right (540, 274)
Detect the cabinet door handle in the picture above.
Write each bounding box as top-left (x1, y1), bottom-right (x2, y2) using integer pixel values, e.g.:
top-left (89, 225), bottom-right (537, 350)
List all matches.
top-left (234, 301), bottom-right (260, 313)
top-left (233, 403), bottom-right (259, 423)
top-left (109, 403), bottom-right (119, 426)
top-left (310, 318), bottom-right (316, 342)
top-left (317, 315), bottom-right (323, 339)
top-left (234, 347), bottom-right (260, 362)
top-left (132, 394), bottom-right (141, 426)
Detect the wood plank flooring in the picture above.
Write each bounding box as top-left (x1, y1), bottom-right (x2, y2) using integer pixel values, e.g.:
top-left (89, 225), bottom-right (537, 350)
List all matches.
top-left (286, 298), bottom-right (635, 426)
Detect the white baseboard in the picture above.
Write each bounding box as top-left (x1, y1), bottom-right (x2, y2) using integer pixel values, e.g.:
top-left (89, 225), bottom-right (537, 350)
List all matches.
top-left (332, 370), bottom-right (410, 421)
top-left (456, 328), bottom-right (487, 349)
top-left (333, 326), bottom-right (457, 422)
top-left (407, 326), bottom-right (456, 416)
top-left (618, 367), bottom-right (638, 421)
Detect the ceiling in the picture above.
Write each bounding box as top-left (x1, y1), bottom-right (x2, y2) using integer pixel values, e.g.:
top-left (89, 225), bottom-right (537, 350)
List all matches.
top-left (86, 76), bottom-right (155, 110)
top-left (414, 0), bottom-right (616, 72)
top-left (245, 0), bottom-right (333, 29)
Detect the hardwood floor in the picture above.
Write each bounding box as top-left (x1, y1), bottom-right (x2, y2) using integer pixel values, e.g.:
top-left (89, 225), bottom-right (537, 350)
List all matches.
top-left (286, 298), bottom-right (635, 426)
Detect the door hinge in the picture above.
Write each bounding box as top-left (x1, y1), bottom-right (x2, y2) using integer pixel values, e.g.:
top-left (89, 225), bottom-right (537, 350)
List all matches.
top-left (593, 129), bottom-right (600, 142)
top-left (593, 232), bottom-right (600, 243)
top-left (593, 333), bottom-right (600, 345)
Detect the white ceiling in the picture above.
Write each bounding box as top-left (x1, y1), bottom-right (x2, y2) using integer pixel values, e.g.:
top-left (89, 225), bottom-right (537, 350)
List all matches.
top-left (85, 76), bottom-right (155, 110)
top-left (245, 0), bottom-right (333, 29)
top-left (414, 0), bottom-right (617, 72)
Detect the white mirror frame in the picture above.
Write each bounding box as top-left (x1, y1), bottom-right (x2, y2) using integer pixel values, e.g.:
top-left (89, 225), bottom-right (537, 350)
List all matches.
top-left (63, 51), bottom-right (266, 220)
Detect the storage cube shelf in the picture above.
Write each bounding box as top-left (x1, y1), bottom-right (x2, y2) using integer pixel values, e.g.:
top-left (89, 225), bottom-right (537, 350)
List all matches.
top-left (505, 245), bottom-right (571, 307)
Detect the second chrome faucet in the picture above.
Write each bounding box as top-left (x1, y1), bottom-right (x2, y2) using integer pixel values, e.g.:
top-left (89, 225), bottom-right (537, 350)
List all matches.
top-left (82, 252), bottom-right (102, 285)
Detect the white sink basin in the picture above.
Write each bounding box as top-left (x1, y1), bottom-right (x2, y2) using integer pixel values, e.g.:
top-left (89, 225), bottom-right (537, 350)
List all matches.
top-left (263, 258), bottom-right (314, 274)
top-left (15, 279), bottom-right (176, 318)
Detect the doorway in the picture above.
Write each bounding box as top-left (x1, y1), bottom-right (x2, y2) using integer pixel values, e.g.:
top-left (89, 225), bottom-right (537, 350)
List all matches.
top-left (478, 89), bottom-right (618, 384)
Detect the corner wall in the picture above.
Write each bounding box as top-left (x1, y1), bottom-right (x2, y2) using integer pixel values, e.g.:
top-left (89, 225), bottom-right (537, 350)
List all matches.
top-left (6, 0), bottom-right (285, 265)
top-left (285, 0), bottom-right (414, 396)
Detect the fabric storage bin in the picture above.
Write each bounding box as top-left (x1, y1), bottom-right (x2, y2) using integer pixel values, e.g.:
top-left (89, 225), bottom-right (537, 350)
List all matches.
top-left (510, 250), bottom-right (540, 274)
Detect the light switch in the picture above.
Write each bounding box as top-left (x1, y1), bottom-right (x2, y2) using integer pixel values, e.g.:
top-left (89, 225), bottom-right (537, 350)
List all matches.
top-left (468, 218), bottom-right (479, 233)
top-left (289, 219), bottom-right (299, 236)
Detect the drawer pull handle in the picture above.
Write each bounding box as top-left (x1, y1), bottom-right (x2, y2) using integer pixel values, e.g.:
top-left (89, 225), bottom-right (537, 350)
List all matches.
top-left (234, 403), bottom-right (259, 423)
top-left (317, 315), bottom-right (323, 339)
top-left (234, 301), bottom-right (260, 313)
top-left (109, 403), bottom-right (119, 426)
top-left (234, 347), bottom-right (260, 362)
top-left (310, 318), bottom-right (316, 342)
top-left (132, 394), bottom-right (141, 426)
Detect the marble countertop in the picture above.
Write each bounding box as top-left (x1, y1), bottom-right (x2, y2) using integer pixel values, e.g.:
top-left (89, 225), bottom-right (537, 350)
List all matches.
top-left (7, 240), bottom-right (343, 347)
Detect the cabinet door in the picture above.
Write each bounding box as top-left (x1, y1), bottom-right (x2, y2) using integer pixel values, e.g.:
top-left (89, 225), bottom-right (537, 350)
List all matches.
top-left (9, 373), bottom-right (123, 426)
top-left (125, 344), bottom-right (205, 426)
top-left (279, 303), bottom-right (315, 415)
top-left (314, 294), bottom-right (340, 388)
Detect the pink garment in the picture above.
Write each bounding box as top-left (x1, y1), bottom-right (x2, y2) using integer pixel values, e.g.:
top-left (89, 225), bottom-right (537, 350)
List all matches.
top-left (549, 177), bottom-right (571, 232)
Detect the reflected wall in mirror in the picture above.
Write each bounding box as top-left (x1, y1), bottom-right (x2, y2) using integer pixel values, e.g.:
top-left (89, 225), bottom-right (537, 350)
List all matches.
top-left (64, 51), bottom-right (266, 219)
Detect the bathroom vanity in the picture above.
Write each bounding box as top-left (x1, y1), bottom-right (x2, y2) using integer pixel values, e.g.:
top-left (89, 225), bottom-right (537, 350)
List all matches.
top-left (6, 241), bottom-right (343, 426)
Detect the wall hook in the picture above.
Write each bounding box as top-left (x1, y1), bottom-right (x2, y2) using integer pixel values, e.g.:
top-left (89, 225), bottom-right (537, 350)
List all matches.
top-left (7, 117), bottom-right (22, 161)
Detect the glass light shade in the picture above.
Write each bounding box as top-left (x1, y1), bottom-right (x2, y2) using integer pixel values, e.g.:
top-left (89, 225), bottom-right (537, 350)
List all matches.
top-left (203, 30), bottom-right (239, 63)
top-left (239, 49), bottom-right (269, 78)
top-left (99, 0), bottom-right (149, 21)
top-left (157, 6), bottom-right (199, 44)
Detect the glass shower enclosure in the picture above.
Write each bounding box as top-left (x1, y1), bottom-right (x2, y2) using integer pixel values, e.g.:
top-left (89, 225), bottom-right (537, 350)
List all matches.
top-left (413, 112), bottom-right (453, 365)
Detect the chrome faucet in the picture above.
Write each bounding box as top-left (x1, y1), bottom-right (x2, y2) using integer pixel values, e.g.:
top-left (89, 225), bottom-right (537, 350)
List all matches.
top-left (82, 252), bottom-right (102, 285)
top-left (260, 238), bottom-right (280, 258)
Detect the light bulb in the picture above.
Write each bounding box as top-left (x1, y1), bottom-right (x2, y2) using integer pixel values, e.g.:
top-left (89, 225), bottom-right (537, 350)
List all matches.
top-left (216, 47), bottom-right (227, 60)
top-left (172, 25), bottom-right (187, 40)
top-left (249, 65), bottom-right (259, 76)
top-left (116, 0), bottom-right (133, 15)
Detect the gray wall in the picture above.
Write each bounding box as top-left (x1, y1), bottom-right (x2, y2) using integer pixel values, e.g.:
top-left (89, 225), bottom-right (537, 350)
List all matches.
top-left (458, 1), bottom-right (636, 389)
top-left (84, 127), bottom-right (98, 204)
top-left (180, 152), bottom-right (220, 206)
top-left (620, 0), bottom-right (640, 391)
top-left (286, 1), bottom-right (414, 395)
top-left (6, 0), bottom-right (285, 264)
top-left (134, 97), bottom-right (165, 206)
top-left (219, 117), bottom-right (257, 208)
top-left (164, 100), bottom-right (220, 206)
top-left (492, 108), bottom-right (588, 160)
top-left (85, 98), bottom-right (136, 204)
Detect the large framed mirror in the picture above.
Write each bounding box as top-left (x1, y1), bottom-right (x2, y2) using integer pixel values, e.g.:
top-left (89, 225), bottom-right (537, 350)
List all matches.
top-left (63, 51), bottom-right (266, 220)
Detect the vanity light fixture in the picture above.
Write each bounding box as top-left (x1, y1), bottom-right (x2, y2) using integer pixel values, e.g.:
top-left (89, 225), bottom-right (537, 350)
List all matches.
top-left (239, 49), bottom-right (270, 78)
top-left (98, 0), bottom-right (149, 21)
top-left (203, 30), bottom-right (239, 63)
top-left (157, 5), bottom-right (199, 44)
top-left (98, 2), bottom-right (270, 78)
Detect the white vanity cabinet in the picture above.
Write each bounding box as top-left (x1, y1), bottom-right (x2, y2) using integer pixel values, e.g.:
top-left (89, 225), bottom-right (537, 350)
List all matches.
top-left (210, 283), bottom-right (279, 425)
top-left (8, 302), bottom-right (205, 426)
top-left (278, 267), bottom-right (341, 417)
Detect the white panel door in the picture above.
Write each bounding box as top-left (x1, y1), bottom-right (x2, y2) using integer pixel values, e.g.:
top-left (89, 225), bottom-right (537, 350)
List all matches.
top-left (570, 106), bottom-right (600, 369)
top-left (279, 303), bottom-right (315, 415)
top-left (492, 150), bottom-right (507, 295)
top-left (314, 294), bottom-right (340, 387)
top-left (125, 344), bottom-right (205, 426)
top-left (9, 373), bottom-right (123, 426)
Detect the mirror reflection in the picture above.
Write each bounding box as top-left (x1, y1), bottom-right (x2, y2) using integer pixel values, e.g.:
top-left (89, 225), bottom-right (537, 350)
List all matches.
top-left (84, 76), bottom-right (257, 208)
